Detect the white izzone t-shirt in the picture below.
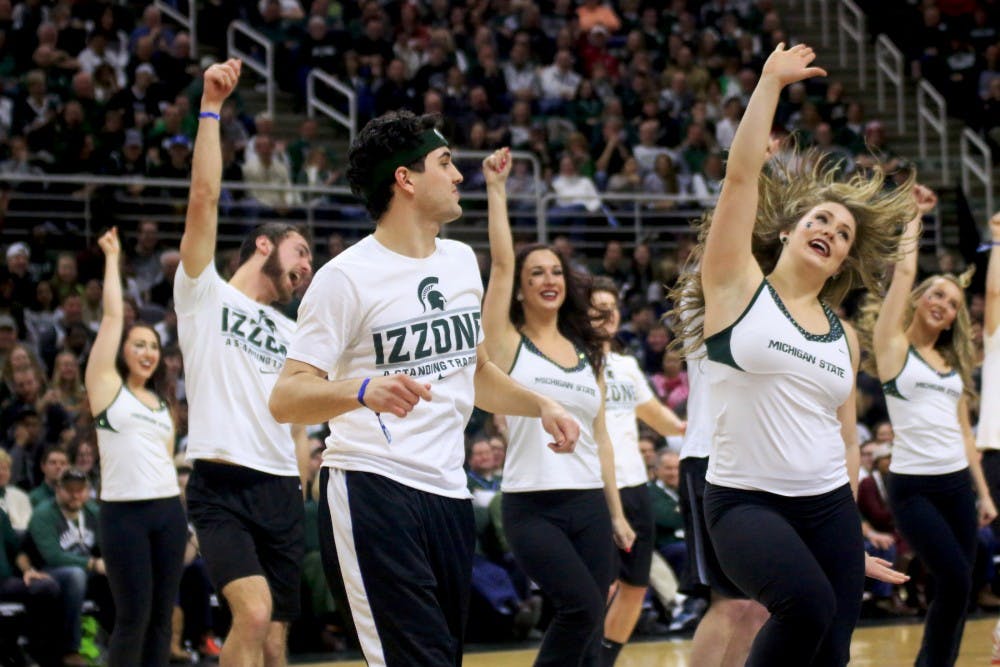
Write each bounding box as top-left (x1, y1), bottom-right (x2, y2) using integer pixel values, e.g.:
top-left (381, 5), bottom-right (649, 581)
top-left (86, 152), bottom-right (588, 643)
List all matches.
top-left (603, 351), bottom-right (656, 488)
top-left (287, 235), bottom-right (484, 499)
top-left (174, 261), bottom-right (298, 476)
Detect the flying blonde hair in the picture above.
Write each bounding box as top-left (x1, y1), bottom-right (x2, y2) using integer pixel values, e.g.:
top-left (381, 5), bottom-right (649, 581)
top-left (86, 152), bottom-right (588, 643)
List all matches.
top-left (855, 266), bottom-right (978, 398)
top-left (669, 147), bottom-right (917, 354)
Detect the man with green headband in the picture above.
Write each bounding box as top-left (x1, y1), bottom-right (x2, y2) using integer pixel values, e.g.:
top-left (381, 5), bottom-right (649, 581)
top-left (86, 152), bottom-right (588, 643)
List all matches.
top-left (269, 111), bottom-right (580, 666)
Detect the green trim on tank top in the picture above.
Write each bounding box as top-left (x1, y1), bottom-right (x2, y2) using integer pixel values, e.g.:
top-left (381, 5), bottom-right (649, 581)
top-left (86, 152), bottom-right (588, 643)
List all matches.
top-left (881, 377), bottom-right (906, 400)
top-left (764, 280), bottom-right (844, 343)
top-left (520, 334), bottom-right (588, 372)
top-left (704, 280), bottom-right (767, 371)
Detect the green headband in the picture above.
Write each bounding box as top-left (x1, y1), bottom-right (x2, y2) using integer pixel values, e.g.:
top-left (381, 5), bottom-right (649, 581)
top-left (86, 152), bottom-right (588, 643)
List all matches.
top-left (365, 128), bottom-right (450, 200)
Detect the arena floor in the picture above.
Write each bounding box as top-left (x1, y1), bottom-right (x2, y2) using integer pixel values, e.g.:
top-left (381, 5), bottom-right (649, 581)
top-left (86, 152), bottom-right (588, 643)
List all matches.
top-left (302, 616), bottom-right (998, 665)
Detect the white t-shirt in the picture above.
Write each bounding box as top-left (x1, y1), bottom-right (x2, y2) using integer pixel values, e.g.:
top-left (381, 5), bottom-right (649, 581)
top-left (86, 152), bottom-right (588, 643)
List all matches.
top-left (287, 235), bottom-right (483, 499)
top-left (603, 351), bottom-right (655, 488)
top-left (681, 341), bottom-right (712, 460)
top-left (174, 261), bottom-right (298, 476)
top-left (96, 386), bottom-right (179, 501)
top-left (977, 330), bottom-right (1000, 450)
top-left (503, 336), bottom-right (603, 492)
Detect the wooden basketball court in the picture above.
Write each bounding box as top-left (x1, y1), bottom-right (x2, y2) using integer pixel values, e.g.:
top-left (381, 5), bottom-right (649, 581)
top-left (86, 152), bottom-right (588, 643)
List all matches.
top-left (305, 616), bottom-right (998, 666)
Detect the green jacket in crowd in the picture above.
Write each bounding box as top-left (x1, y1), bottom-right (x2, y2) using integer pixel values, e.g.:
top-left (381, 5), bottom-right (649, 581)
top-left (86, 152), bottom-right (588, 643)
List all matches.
top-left (27, 501), bottom-right (100, 569)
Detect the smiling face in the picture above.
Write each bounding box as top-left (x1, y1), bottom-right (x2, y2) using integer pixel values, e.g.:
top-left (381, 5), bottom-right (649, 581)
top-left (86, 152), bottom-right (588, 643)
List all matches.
top-left (784, 201), bottom-right (856, 278)
top-left (261, 232), bottom-right (313, 304)
top-left (519, 249), bottom-right (566, 314)
top-left (410, 146), bottom-right (464, 224)
top-left (122, 326), bottom-right (161, 384)
top-left (913, 277), bottom-right (963, 334)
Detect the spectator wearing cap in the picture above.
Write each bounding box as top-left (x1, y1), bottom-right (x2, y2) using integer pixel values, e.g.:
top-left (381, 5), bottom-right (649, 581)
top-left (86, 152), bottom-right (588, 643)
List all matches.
top-left (150, 134), bottom-right (193, 200)
top-left (0, 506), bottom-right (62, 666)
top-left (102, 127), bottom-right (147, 185)
top-left (107, 62), bottom-right (162, 129)
top-left (29, 446), bottom-right (69, 508)
top-left (0, 450), bottom-right (32, 531)
top-left (2, 242), bottom-right (36, 313)
top-left (27, 467), bottom-right (112, 667)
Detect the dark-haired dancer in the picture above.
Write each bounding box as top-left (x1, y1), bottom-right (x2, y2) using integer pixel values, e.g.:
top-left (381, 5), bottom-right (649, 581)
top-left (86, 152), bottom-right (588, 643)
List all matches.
top-left (482, 149), bottom-right (635, 666)
top-left (269, 114), bottom-right (579, 667)
top-left (671, 43), bottom-right (909, 666)
top-left (177, 59), bottom-right (315, 666)
top-left (868, 188), bottom-right (996, 666)
top-left (589, 279), bottom-right (686, 665)
top-left (86, 226), bottom-right (188, 666)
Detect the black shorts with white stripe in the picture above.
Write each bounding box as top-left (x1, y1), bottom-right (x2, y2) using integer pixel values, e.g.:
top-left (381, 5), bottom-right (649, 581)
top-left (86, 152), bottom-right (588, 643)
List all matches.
top-left (318, 467), bottom-right (476, 667)
top-left (678, 456), bottom-right (745, 599)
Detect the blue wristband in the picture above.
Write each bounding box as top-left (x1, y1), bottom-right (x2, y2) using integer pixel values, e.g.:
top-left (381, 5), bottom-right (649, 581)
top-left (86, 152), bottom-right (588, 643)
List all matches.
top-left (358, 377), bottom-right (371, 407)
top-left (199, 111), bottom-right (221, 120)
top-left (978, 241), bottom-right (1000, 253)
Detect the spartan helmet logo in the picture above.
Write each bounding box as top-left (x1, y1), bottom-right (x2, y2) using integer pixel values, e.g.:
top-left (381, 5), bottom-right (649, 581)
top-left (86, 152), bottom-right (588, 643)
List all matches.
top-left (253, 309), bottom-right (277, 333)
top-left (418, 276), bottom-right (447, 312)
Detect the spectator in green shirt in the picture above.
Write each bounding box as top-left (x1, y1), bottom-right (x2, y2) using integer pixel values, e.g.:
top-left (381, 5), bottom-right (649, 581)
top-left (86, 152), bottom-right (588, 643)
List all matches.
top-left (28, 446), bottom-right (68, 507)
top-left (648, 449), bottom-right (686, 576)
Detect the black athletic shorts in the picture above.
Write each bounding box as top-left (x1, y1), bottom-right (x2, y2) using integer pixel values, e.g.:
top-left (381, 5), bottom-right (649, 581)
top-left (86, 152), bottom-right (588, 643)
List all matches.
top-left (678, 456), bottom-right (744, 599)
top-left (617, 484), bottom-right (654, 587)
top-left (186, 460), bottom-right (305, 622)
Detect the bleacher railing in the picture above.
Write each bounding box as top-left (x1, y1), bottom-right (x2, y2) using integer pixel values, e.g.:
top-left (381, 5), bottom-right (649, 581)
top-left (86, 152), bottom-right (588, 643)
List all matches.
top-left (227, 21), bottom-right (274, 117)
top-left (154, 0), bottom-right (197, 59)
top-left (306, 70), bottom-right (358, 143)
top-left (874, 35), bottom-right (905, 134)
top-left (837, 0), bottom-right (866, 90)
top-left (960, 129), bottom-right (994, 220)
top-left (796, 0), bottom-right (831, 47)
top-left (917, 80), bottom-right (949, 184)
top-left (0, 172), bottom-right (704, 257)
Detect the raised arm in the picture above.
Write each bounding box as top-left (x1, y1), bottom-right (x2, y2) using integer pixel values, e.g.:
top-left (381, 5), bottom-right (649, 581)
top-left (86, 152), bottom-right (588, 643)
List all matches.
top-left (84, 228), bottom-right (125, 413)
top-left (985, 211), bottom-right (1000, 337)
top-left (872, 185), bottom-right (936, 380)
top-left (481, 147), bottom-right (522, 370)
top-left (701, 43), bottom-right (826, 329)
top-left (179, 59), bottom-right (242, 278)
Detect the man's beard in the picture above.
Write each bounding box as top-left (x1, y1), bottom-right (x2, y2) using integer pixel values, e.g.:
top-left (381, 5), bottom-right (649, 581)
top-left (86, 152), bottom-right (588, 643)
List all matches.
top-left (262, 249), bottom-right (293, 304)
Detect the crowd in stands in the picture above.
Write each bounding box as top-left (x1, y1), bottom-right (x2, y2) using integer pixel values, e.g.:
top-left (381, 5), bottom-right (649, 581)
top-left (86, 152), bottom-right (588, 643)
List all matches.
top-left (2, 0), bottom-right (1000, 663)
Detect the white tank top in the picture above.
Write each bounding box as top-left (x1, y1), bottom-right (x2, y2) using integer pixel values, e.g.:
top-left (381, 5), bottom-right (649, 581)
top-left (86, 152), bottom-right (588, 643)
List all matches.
top-left (885, 346), bottom-right (967, 475)
top-left (502, 335), bottom-right (603, 492)
top-left (977, 330), bottom-right (1000, 450)
top-left (705, 280), bottom-right (853, 496)
top-left (603, 351), bottom-right (655, 488)
top-left (95, 385), bottom-right (180, 501)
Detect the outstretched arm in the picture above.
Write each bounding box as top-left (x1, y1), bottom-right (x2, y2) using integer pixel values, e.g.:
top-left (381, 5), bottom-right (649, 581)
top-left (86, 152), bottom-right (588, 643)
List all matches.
top-left (702, 43), bottom-right (826, 333)
top-left (985, 211), bottom-right (1000, 337)
top-left (84, 228), bottom-right (125, 413)
top-left (635, 398), bottom-right (686, 437)
top-left (872, 185), bottom-right (936, 380)
top-left (180, 59), bottom-right (242, 278)
top-left (481, 148), bottom-right (522, 370)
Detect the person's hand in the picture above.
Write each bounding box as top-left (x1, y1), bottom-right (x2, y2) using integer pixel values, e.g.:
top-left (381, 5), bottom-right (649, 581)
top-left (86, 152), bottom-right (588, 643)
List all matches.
top-left (483, 147), bottom-right (513, 188)
top-left (202, 59), bottom-right (242, 110)
top-left (359, 375), bottom-right (432, 418)
top-left (867, 530), bottom-right (895, 550)
top-left (989, 210), bottom-right (1000, 240)
top-left (612, 515), bottom-right (636, 552)
top-left (22, 568), bottom-right (51, 586)
top-left (864, 553), bottom-right (909, 584)
top-left (761, 42), bottom-right (827, 87)
top-left (538, 398), bottom-right (580, 454)
top-left (93, 558), bottom-right (106, 576)
top-left (97, 227), bottom-right (120, 258)
top-left (912, 184), bottom-right (938, 215)
top-left (980, 495), bottom-right (998, 527)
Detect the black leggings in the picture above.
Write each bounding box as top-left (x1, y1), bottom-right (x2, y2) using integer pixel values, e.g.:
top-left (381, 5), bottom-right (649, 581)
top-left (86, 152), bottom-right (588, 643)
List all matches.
top-left (888, 469), bottom-right (977, 667)
top-left (100, 496), bottom-right (188, 667)
top-left (704, 483), bottom-right (865, 667)
top-left (502, 489), bottom-right (614, 667)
